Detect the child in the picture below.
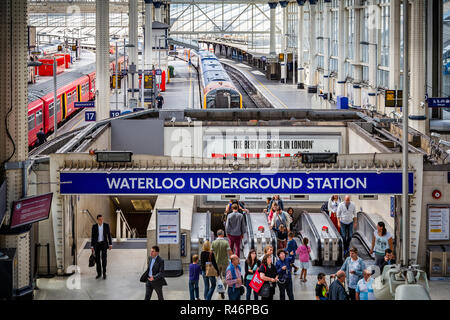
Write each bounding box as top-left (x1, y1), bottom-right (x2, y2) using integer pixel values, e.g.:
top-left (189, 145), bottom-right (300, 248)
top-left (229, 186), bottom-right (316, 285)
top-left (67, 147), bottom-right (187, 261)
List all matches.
top-left (286, 232), bottom-right (299, 273)
top-left (296, 237), bottom-right (311, 282)
top-left (189, 255), bottom-right (202, 300)
top-left (272, 224), bottom-right (288, 249)
top-left (315, 273), bottom-right (329, 300)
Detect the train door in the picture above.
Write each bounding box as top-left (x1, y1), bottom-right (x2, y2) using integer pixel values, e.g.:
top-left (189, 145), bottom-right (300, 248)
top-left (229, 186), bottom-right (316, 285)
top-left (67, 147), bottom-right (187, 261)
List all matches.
top-left (215, 90), bottom-right (231, 108)
top-left (62, 93), bottom-right (67, 119)
top-left (77, 85), bottom-right (82, 102)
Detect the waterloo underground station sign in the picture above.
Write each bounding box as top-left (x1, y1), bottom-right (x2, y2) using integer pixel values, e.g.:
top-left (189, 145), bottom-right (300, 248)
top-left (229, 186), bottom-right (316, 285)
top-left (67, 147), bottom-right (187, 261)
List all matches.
top-left (59, 171), bottom-right (414, 195)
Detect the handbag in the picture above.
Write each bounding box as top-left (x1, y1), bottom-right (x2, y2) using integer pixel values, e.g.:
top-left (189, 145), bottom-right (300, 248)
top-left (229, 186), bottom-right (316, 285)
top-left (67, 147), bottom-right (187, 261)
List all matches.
top-left (140, 268), bottom-right (149, 283)
top-left (239, 281), bottom-right (245, 296)
top-left (205, 252), bottom-right (218, 277)
top-left (88, 253), bottom-right (95, 267)
top-left (259, 282), bottom-right (272, 298)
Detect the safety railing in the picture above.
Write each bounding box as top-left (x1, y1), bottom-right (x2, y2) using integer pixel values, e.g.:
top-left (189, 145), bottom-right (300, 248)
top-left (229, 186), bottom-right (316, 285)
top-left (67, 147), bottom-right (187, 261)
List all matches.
top-left (116, 209), bottom-right (137, 241)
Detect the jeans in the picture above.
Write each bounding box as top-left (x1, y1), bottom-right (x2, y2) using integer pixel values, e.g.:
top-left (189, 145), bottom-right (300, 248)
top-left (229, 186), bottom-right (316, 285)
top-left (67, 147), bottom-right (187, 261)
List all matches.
top-left (189, 280), bottom-right (199, 300)
top-left (202, 271), bottom-right (216, 300)
top-left (277, 277), bottom-right (294, 300)
top-left (228, 287), bottom-right (241, 301)
top-left (340, 222), bottom-right (353, 252)
top-left (375, 253), bottom-right (385, 267)
top-left (245, 279), bottom-right (259, 300)
top-left (228, 234), bottom-right (242, 258)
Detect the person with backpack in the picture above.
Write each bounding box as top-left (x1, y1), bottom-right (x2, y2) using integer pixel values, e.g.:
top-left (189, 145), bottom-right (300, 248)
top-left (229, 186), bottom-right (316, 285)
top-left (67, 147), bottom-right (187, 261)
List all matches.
top-left (296, 237), bottom-right (311, 282)
top-left (271, 207), bottom-right (292, 232)
top-left (258, 254), bottom-right (278, 300)
top-left (244, 249), bottom-right (260, 300)
top-left (275, 249), bottom-right (295, 300)
top-left (225, 255), bottom-right (243, 301)
top-left (338, 247), bottom-right (366, 300)
top-left (200, 241), bottom-right (219, 300)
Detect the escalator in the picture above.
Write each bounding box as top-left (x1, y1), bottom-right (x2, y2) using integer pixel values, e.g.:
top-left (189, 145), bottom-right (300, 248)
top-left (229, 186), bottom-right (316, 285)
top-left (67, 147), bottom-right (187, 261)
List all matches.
top-left (243, 212), bottom-right (277, 259)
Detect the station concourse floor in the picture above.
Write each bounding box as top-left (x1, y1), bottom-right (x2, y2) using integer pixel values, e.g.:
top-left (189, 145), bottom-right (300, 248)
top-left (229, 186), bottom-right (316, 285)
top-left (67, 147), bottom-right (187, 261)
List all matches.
top-left (34, 239), bottom-right (450, 300)
top-left (219, 57), bottom-right (336, 110)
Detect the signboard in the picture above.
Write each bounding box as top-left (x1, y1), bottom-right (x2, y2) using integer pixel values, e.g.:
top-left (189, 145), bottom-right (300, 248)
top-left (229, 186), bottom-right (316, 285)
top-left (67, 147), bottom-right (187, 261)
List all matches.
top-left (427, 205), bottom-right (450, 240)
top-left (156, 209), bottom-right (180, 245)
top-left (59, 171), bottom-right (414, 195)
top-left (74, 101), bottom-right (95, 108)
top-left (10, 193), bottom-right (53, 229)
top-left (204, 133), bottom-right (341, 159)
top-left (427, 97), bottom-right (450, 108)
top-left (110, 110), bottom-right (121, 118)
top-left (144, 74), bottom-right (153, 89)
top-left (85, 111), bottom-right (96, 122)
top-left (385, 90), bottom-right (403, 107)
top-left (155, 69), bottom-right (162, 76)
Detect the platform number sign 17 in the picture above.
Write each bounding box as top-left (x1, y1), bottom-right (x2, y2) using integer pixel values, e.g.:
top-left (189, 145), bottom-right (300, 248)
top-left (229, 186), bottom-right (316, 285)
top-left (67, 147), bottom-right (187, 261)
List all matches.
top-left (110, 110), bottom-right (121, 118)
top-left (85, 111), bottom-right (96, 122)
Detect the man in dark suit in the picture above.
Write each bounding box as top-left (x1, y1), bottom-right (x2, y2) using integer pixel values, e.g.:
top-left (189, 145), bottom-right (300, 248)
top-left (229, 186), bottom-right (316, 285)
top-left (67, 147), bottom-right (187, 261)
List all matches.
top-left (91, 214), bottom-right (112, 279)
top-left (144, 246), bottom-right (167, 300)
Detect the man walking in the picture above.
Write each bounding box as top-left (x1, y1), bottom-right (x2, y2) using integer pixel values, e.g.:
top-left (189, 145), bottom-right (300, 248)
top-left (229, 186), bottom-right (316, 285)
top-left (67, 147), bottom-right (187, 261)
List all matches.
top-left (36, 128), bottom-right (47, 147)
top-left (144, 246), bottom-right (167, 300)
top-left (212, 229), bottom-right (232, 299)
top-left (225, 255), bottom-right (243, 301)
top-left (271, 207), bottom-right (292, 232)
top-left (91, 214), bottom-right (112, 279)
top-left (225, 203), bottom-right (246, 258)
top-left (328, 270), bottom-right (348, 300)
top-left (337, 195), bottom-right (357, 255)
top-left (156, 93), bottom-right (164, 109)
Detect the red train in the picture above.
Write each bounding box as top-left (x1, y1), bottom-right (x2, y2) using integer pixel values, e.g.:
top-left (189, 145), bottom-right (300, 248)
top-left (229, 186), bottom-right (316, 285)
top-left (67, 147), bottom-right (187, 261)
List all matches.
top-left (28, 56), bottom-right (125, 147)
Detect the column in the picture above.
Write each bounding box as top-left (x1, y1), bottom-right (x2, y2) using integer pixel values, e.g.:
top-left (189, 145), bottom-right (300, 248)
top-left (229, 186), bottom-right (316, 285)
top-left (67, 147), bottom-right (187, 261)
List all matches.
top-left (145, 0), bottom-right (153, 69)
top-left (129, 0), bottom-right (138, 101)
top-left (269, 2), bottom-right (278, 56)
top-left (296, 1), bottom-right (305, 89)
top-left (280, 1), bottom-right (288, 83)
top-left (352, 1), bottom-right (362, 108)
top-left (337, 0), bottom-right (346, 96)
top-left (308, 0), bottom-right (317, 93)
top-left (154, 1), bottom-right (162, 23)
top-left (323, 0), bottom-right (331, 98)
top-left (0, 0), bottom-right (30, 282)
top-left (368, 0), bottom-right (379, 109)
top-left (96, 0), bottom-right (110, 120)
top-left (389, 0), bottom-right (400, 89)
top-left (409, 0), bottom-right (427, 134)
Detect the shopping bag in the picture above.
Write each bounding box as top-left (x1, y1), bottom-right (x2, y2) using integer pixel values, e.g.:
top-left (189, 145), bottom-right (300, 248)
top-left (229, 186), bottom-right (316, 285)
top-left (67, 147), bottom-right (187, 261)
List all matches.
top-left (249, 270), bottom-right (264, 293)
top-left (88, 253), bottom-right (95, 267)
top-left (216, 277), bottom-right (226, 293)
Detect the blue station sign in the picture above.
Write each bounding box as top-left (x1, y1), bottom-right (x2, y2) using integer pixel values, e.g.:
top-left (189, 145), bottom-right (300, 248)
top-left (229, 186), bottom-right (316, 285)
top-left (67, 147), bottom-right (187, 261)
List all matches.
top-left (427, 97), bottom-right (450, 108)
top-left (59, 171), bottom-right (414, 195)
top-left (74, 101), bottom-right (95, 108)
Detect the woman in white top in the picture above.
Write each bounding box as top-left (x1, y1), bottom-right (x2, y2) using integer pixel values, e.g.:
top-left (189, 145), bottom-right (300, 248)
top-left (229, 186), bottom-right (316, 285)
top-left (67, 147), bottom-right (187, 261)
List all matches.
top-left (327, 195), bottom-right (340, 233)
top-left (370, 221), bottom-right (393, 267)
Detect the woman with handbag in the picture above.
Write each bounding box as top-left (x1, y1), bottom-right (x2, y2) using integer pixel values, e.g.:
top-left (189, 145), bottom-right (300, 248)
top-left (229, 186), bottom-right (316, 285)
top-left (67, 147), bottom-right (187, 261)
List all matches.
top-left (258, 254), bottom-right (278, 301)
top-left (244, 249), bottom-right (261, 300)
top-left (200, 241), bottom-right (219, 300)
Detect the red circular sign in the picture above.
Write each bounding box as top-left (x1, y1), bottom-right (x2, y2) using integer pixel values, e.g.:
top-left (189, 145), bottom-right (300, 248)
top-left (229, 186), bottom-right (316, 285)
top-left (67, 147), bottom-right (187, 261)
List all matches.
top-left (432, 189), bottom-right (442, 200)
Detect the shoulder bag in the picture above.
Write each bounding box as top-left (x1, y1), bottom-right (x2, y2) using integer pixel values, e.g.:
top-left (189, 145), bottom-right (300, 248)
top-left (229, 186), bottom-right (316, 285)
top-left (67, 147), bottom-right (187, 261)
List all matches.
top-left (205, 252), bottom-right (218, 277)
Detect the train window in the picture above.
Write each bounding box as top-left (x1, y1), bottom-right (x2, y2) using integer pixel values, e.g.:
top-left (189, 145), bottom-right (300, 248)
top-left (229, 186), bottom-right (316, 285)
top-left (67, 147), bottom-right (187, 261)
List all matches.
top-left (49, 102), bottom-right (54, 117)
top-left (56, 99), bottom-right (61, 112)
top-left (231, 93), bottom-right (241, 108)
top-left (28, 114), bottom-right (35, 131)
top-left (73, 90), bottom-right (77, 102)
top-left (68, 93), bottom-right (72, 105)
top-left (36, 110), bottom-right (43, 125)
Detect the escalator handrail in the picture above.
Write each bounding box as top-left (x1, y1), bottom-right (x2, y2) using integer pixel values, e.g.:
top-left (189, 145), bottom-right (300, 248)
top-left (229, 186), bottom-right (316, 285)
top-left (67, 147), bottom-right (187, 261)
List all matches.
top-left (245, 212), bottom-right (255, 250)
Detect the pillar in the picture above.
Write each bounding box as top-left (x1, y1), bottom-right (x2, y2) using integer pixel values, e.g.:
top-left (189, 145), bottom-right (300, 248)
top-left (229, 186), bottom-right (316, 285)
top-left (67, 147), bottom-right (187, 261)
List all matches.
top-left (96, 0), bottom-right (110, 120)
top-left (296, 1), bottom-right (305, 89)
top-left (280, 1), bottom-right (288, 84)
top-left (0, 0), bottom-right (30, 285)
top-left (368, 0), bottom-right (379, 109)
top-left (307, 0), bottom-right (317, 92)
top-left (352, 1), bottom-right (362, 108)
top-left (145, 0), bottom-right (153, 69)
top-left (389, 0), bottom-right (401, 90)
top-left (129, 0), bottom-right (138, 101)
top-left (154, 1), bottom-right (162, 23)
top-left (323, 0), bottom-right (331, 98)
top-left (337, 0), bottom-right (346, 96)
top-left (269, 2), bottom-right (278, 56)
top-left (409, 0), bottom-right (427, 134)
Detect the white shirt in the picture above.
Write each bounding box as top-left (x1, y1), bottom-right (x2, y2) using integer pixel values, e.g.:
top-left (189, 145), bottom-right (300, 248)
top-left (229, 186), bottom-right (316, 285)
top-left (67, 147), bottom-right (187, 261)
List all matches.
top-left (336, 202), bottom-right (356, 224)
top-left (328, 199), bottom-right (339, 213)
top-left (98, 223), bottom-right (104, 242)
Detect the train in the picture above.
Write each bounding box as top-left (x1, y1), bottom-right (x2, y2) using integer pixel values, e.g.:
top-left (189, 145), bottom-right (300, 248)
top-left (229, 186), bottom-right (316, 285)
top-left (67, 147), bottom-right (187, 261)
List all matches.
top-left (198, 50), bottom-right (242, 109)
top-left (28, 55), bottom-right (125, 147)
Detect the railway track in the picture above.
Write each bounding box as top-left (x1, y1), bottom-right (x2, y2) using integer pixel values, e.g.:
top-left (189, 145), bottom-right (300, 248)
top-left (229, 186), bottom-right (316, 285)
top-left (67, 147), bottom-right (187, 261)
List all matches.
top-left (222, 63), bottom-right (272, 109)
